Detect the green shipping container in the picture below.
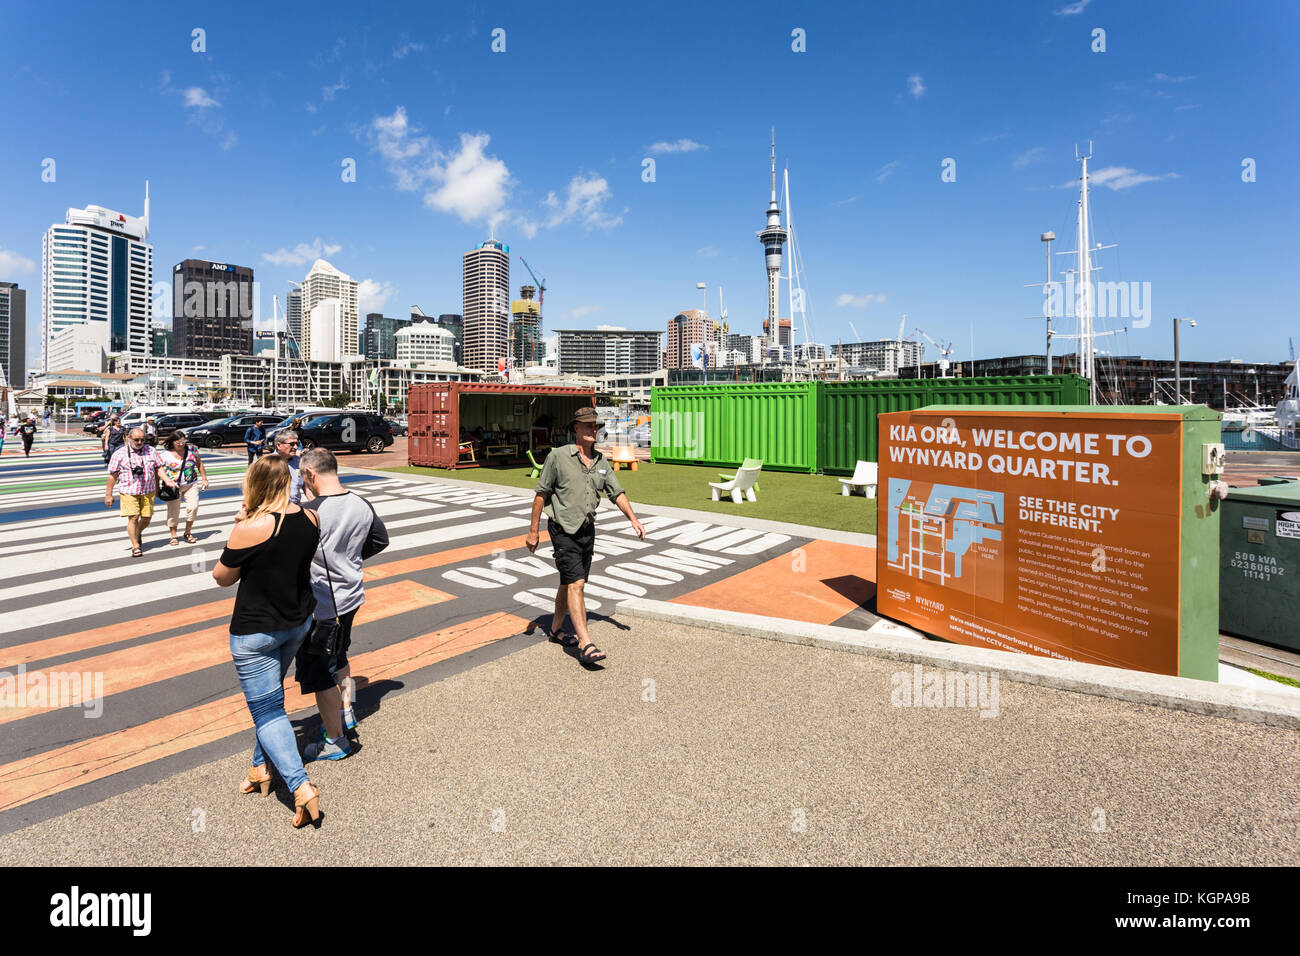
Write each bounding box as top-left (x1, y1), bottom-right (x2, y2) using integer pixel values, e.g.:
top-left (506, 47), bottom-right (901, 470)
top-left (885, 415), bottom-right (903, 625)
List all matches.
top-left (650, 382), bottom-right (819, 473)
top-left (1220, 482), bottom-right (1300, 652)
top-left (819, 374), bottom-right (1090, 474)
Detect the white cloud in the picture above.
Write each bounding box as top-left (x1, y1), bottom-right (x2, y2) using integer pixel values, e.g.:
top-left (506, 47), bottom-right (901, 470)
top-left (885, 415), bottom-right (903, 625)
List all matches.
top-left (1089, 166), bottom-right (1180, 190)
top-left (0, 248), bottom-right (36, 275)
top-left (261, 238), bottom-right (342, 266)
top-left (1175, 103), bottom-right (1201, 111)
top-left (358, 278), bottom-right (396, 316)
top-left (875, 160), bottom-right (902, 183)
top-left (393, 41), bottom-right (425, 59)
top-left (907, 74), bottom-right (925, 99)
top-left (183, 87), bottom-right (220, 109)
top-left (835, 293), bottom-right (886, 309)
top-left (322, 78), bottom-right (347, 102)
top-left (1013, 146), bottom-right (1047, 169)
top-left (425, 132), bottom-right (513, 228)
top-left (368, 107), bottom-right (620, 234)
top-left (544, 173), bottom-right (621, 230)
top-left (697, 246), bottom-right (720, 257)
top-left (571, 305), bottom-right (606, 320)
top-left (1054, 0), bottom-right (1093, 14)
top-left (1154, 73), bottom-right (1193, 83)
top-left (647, 139), bottom-right (707, 154)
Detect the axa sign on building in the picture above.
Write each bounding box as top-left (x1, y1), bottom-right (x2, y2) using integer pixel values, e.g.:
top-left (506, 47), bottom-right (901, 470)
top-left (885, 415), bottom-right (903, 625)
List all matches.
top-left (876, 406), bottom-right (1221, 679)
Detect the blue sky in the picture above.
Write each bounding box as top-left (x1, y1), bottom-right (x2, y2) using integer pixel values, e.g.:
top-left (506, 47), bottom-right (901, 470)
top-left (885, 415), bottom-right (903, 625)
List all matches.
top-left (2, 0), bottom-right (1297, 371)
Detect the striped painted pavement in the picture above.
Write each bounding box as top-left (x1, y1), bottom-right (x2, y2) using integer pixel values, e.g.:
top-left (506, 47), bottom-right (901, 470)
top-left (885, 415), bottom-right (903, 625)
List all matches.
top-left (0, 444), bottom-right (851, 835)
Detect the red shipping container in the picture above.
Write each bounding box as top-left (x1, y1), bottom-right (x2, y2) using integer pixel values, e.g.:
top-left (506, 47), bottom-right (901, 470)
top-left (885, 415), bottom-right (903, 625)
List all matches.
top-left (407, 382), bottom-right (596, 469)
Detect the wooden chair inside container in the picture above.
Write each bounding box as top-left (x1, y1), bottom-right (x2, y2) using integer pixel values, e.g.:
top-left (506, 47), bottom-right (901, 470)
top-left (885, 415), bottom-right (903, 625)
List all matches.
top-left (610, 446), bottom-right (638, 471)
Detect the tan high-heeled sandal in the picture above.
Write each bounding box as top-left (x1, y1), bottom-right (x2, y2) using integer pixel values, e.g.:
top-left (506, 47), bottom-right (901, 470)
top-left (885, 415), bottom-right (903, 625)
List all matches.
top-left (239, 764), bottom-right (272, 796)
top-left (292, 781), bottom-right (321, 828)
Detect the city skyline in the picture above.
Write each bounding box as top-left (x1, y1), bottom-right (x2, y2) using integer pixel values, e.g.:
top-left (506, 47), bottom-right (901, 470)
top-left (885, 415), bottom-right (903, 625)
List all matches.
top-left (1, 0), bottom-right (1296, 375)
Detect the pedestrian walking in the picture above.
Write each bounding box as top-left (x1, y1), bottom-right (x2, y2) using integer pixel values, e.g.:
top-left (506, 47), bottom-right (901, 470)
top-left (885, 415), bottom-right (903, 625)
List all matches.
top-left (272, 429), bottom-right (304, 504)
top-left (526, 406), bottom-right (645, 665)
top-left (158, 431), bottom-right (211, 546)
top-left (244, 418), bottom-right (265, 463)
top-left (0, 414), bottom-right (7, 455)
top-left (296, 448), bottom-right (389, 761)
top-left (19, 416), bottom-right (37, 457)
top-left (104, 427), bottom-right (176, 557)
top-left (212, 455), bottom-right (323, 829)
top-left (102, 415), bottom-right (125, 465)
top-left (143, 417), bottom-right (159, 446)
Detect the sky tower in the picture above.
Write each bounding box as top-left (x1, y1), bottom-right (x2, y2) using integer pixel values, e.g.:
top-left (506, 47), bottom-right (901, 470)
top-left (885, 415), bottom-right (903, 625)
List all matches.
top-left (756, 130), bottom-right (787, 355)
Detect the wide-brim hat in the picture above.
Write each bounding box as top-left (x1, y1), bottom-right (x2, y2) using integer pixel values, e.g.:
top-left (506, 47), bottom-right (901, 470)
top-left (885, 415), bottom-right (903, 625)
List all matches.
top-left (570, 406), bottom-right (599, 426)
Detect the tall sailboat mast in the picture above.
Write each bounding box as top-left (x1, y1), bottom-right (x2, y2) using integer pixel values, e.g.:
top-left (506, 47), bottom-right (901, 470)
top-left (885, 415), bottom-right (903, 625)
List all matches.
top-left (1076, 146), bottom-right (1096, 403)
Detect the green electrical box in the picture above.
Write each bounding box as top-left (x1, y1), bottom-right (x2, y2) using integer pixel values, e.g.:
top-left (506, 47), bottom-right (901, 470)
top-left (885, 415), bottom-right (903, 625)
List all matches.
top-left (1220, 482), bottom-right (1300, 652)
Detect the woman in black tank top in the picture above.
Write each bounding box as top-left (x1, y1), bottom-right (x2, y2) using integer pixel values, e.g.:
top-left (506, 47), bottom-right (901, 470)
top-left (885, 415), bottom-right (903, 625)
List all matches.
top-left (213, 456), bottom-right (324, 829)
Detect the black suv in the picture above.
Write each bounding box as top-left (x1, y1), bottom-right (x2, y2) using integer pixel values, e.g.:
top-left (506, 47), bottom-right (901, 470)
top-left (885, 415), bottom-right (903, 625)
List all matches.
top-left (154, 413), bottom-right (216, 439)
top-left (296, 413), bottom-right (394, 454)
top-left (184, 413), bottom-right (274, 448)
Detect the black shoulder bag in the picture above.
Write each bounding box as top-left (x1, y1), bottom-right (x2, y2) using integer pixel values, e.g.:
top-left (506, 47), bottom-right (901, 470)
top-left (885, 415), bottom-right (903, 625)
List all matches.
top-left (306, 543), bottom-right (344, 657)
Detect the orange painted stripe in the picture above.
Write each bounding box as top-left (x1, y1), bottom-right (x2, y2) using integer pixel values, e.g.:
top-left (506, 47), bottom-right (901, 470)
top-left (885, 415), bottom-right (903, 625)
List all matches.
top-left (671, 539), bottom-right (877, 626)
top-left (361, 533), bottom-right (527, 581)
top-left (0, 580), bottom-right (455, 725)
top-left (0, 611), bottom-right (528, 813)
top-left (1, 533), bottom-right (527, 669)
top-left (0, 599), bottom-right (236, 671)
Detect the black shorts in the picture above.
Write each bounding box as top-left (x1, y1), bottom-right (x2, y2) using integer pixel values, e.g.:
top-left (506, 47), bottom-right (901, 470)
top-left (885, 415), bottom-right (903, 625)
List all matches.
top-left (548, 517), bottom-right (595, 585)
top-left (295, 607), bottom-right (358, 694)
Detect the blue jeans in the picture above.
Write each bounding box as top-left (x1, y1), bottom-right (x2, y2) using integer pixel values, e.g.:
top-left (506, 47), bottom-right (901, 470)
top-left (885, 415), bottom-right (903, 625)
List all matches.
top-left (230, 619), bottom-right (313, 793)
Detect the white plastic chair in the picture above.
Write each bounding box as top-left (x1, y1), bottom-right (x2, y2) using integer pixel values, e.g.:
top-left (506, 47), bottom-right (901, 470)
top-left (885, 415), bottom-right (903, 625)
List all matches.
top-left (709, 465), bottom-right (761, 503)
top-left (838, 460), bottom-right (878, 497)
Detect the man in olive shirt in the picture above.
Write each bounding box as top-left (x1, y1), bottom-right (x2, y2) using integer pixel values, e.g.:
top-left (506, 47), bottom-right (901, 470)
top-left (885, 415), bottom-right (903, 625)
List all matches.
top-left (527, 406), bottom-right (645, 664)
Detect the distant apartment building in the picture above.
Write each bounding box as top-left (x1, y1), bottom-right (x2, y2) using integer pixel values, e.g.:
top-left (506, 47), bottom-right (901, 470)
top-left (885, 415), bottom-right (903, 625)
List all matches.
top-left (724, 333), bottom-right (764, 365)
top-left (557, 327), bottom-right (662, 376)
top-left (46, 323), bottom-right (105, 374)
top-left (362, 312), bottom-right (410, 360)
top-left (665, 310), bottom-right (718, 370)
top-left (0, 281), bottom-right (26, 388)
top-left (307, 298), bottom-right (346, 364)
top-left (462, 239), bottom-right (509, 372)
top-left (762, 317), bottom-right (792, 351)
top-left (510, 285), bottom-right (543, 368)
top-left (42, 188), bottom-right (153, 367)
top-left (395, 322), bottom-right (456, 365)
top-left (832, 339), bottom-right (925, 373)
top-left (299, 259), bottom-right (358, 361)
top-left (171, 259), bottom-right (254, 358)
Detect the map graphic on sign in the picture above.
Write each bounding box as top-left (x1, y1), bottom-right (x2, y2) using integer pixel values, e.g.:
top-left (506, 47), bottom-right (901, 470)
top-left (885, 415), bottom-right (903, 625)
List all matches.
top-left (885, 478), bottom-right (1005, 598)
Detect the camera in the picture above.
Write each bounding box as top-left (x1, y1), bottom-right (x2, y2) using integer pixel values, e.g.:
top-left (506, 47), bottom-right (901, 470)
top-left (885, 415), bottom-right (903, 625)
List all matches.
top-left (130, 465), bottom-right (144, 477)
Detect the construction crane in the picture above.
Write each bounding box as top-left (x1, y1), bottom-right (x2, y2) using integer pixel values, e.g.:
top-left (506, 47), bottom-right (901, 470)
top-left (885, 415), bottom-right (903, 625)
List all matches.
top-left (519, 257), bottom-right (547, 310)
top-left (915, 327), bottom-right (955, 377)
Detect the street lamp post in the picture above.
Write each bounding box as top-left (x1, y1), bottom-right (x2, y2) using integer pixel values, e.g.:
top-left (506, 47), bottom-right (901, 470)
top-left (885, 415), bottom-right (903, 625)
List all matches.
top-left (1173, 317), bottom-right (1196, 404)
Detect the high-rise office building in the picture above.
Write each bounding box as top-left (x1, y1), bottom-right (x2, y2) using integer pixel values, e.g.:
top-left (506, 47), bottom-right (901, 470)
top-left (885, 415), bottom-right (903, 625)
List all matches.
top-left (462, 239), bottom-right (509, 372)
top-left (171, 259), bottom-right (254, 358)
top-left (286, 288), bottom-right (303, 349)
top-left (41, 185), bottom-right (153, 368)
top-left (665, 310), bottom-right (717, 370)
top-left (299, 259), bottom-right (358, 361)
top-left (0, 282), bottom-right (27, 388)
top-left (151, 326), bottom-right (172, 357)
top-left (395, 323), bottom-right (456, 365)
top-left (510, 284), bottom-right (543, 368)
top-left (362, 313), bottom-right (411, 360)
top-left (436, 313), bottom-right (464, 364)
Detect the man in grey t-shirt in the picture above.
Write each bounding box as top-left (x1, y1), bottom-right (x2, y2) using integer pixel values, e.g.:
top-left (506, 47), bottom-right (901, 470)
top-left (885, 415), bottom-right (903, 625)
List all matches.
top-left (296, 447), bottom-right (388, 761)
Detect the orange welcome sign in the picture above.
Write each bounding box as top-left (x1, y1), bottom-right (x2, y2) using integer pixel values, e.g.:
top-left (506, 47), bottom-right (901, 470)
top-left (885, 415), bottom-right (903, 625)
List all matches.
top-left (876, 408), bottom-right (1184, 675)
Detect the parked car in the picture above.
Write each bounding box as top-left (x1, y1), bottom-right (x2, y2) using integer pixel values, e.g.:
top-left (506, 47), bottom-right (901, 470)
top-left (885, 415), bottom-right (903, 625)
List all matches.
top-left (154, 413), bottom-right (218, 439)
top-left (260, 410), bottom-right (339, 452)
top-left (183, 413), bottom-right (277, 448)
top-left (294, 413), bottom-right (394, 454)
top-left (384, 418), bottom-right (408, 437)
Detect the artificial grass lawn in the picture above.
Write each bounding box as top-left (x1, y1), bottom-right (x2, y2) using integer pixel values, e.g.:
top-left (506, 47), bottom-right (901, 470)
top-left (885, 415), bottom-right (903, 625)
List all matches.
top-left (383, 460), bottom-right (877, 535)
